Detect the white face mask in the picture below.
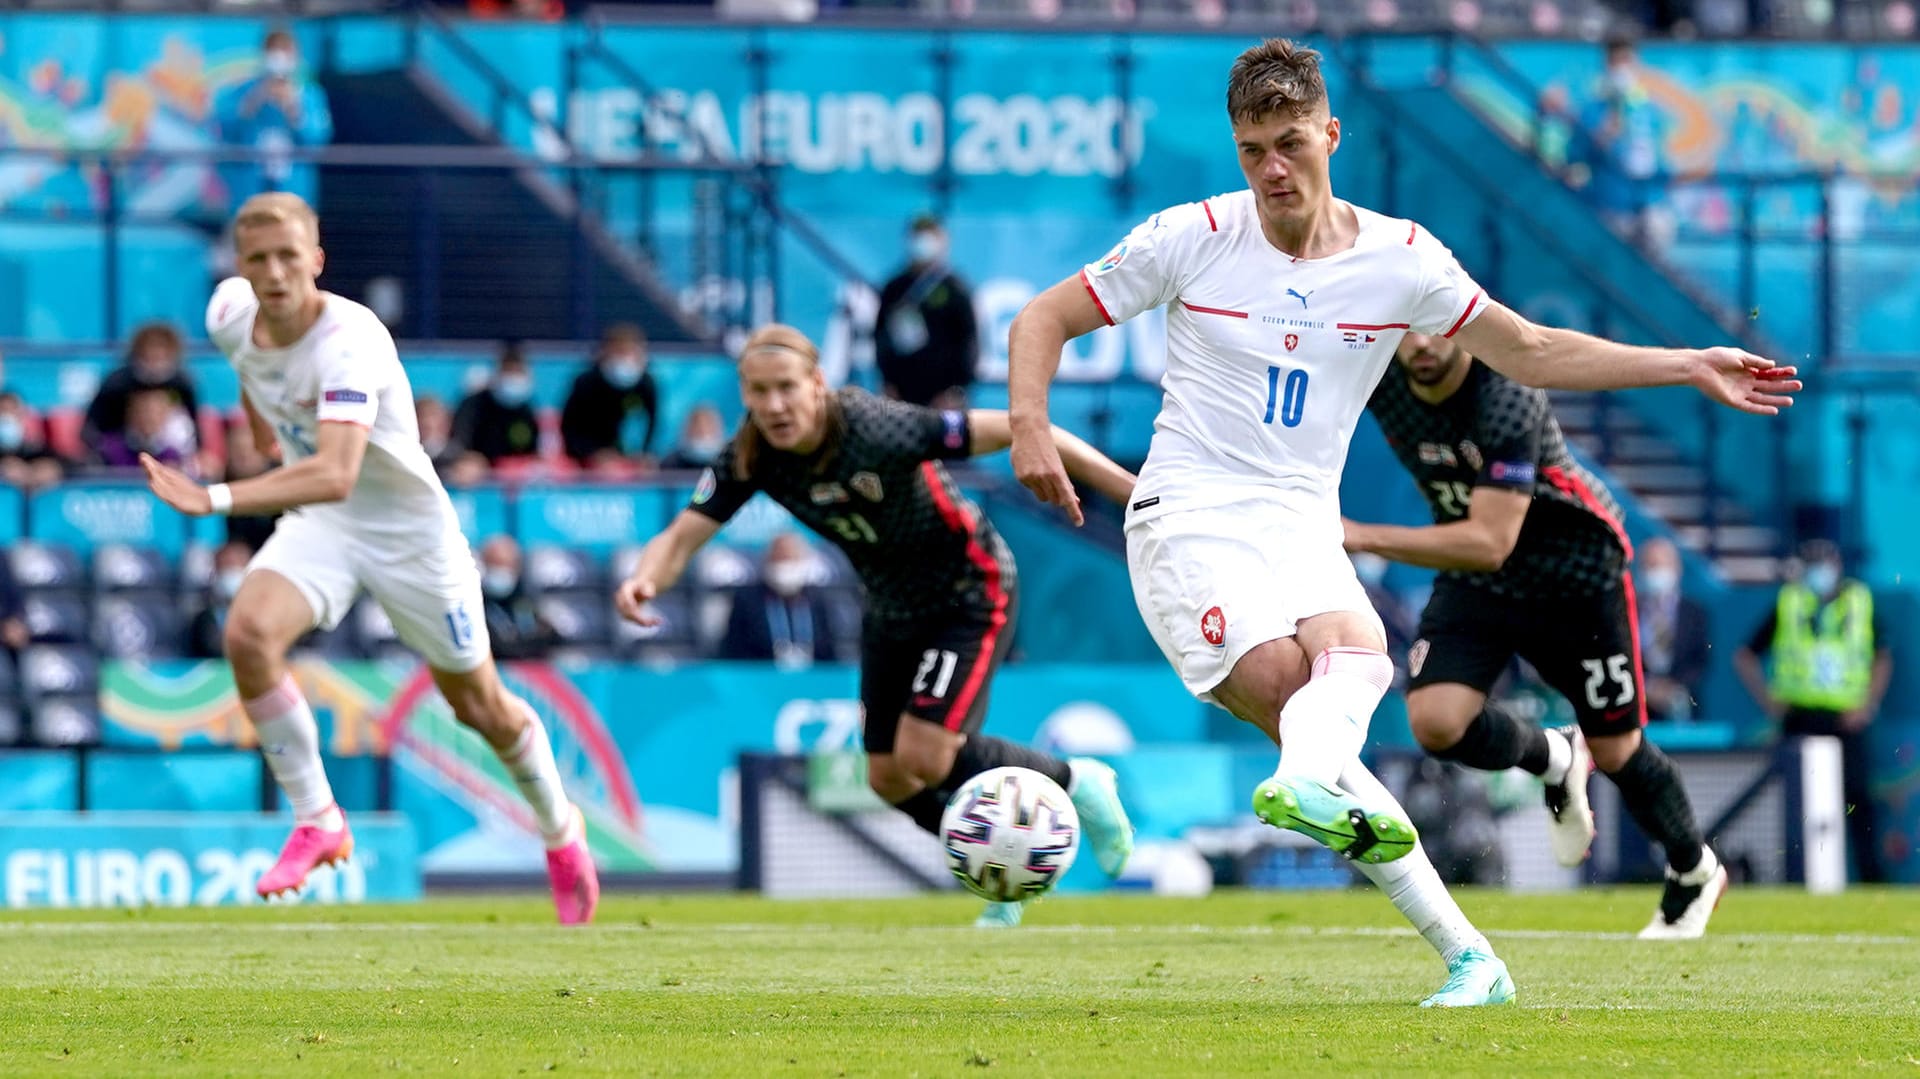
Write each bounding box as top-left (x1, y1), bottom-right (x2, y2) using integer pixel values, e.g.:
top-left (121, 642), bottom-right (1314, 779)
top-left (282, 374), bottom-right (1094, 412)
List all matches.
top-left (684, 435), bottom-right (725, 463)
top-left (215, 568), bottom-right (246, 601)
top-left (264, 49), bottom-right (297, 78)
top-left (604, 357), bottom-right (643, 390)
top-left (1641, 566), bottom-right (1680, 597)
top-left (482, 567), bottom-right (518, 599)
top-left (766, 561), bottom-right (809, 597)
top-left (909, 231), bottom-right (945, 264)
top-left (1804, 563), bottom-right (1842, 597)
top-left (0, 415), bottom-right (23, 452)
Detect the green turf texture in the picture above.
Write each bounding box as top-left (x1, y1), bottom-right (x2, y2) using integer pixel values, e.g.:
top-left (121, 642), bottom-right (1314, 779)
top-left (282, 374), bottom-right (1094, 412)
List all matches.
top-left (3, 888), bottom-right (1916, 1076)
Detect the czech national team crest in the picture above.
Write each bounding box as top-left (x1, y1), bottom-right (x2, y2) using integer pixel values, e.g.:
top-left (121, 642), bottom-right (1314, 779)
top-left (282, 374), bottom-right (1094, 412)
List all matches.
top-left (1284, 333), bottom-right (1299, 351)
top-left (1200, 606), bottom-right (1226, 648)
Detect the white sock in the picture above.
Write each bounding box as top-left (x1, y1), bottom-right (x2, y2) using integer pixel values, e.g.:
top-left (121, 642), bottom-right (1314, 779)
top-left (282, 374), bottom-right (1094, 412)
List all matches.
top-left (245, 674), bottom-right (341, 830)
top-left (1340, 758), bottom-right (1491, 967)
top-left (499, 705), bottom-right (576, 848)
top-left (1273, 648), bottom-right (1393, 788)
top-left (1543, 729), bottom-right (1574, 786)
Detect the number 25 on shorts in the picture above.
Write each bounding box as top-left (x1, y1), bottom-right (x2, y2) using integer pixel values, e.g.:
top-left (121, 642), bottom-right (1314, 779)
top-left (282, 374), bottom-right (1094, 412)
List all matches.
top-left (1263, 365), bottom-right (1309, 428)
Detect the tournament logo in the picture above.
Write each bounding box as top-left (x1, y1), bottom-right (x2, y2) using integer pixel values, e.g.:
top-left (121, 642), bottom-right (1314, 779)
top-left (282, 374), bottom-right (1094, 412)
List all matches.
top-left (1200, 606), bottom-right (1226, 648)
top-left (1284, 333), bottom-right (1299, 351)
top-left (941, 410), bottom-right (967, 451)
top-left (1489, 461), bottom-right (1537, 485)
top-left (850, 472), bottom-right (884, 501)
top-left (1408, 639), bottom-right (1430, 678)
top-left (1092, 242), bottom-right (1128, 275)
top-left (692, 468), bottom-right (717, 505)
top-left (323, 389), bottom-right (369, 404)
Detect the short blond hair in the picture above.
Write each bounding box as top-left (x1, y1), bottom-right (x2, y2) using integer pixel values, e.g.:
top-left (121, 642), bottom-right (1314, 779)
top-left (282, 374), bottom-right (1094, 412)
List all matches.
top-left (233, 192), bottom-right (320, 247)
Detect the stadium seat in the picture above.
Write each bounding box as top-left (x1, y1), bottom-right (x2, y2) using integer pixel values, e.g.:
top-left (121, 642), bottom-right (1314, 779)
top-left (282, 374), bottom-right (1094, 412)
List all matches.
top-left (41, 407), bottom-right (84, 462)
top-left (536, 593), bottom-right (613, 647)
top-left (614, 588), bottom-right (701, 662)
top-left (693, 544), bottom-right (758, 589)
top-left (8, 540), bottom-right (87, 593)
top-left (30, 695), bottom-right (100, 747)
top-left (24, 594), bottom-right (90, 645)
top-left (92, 593), bottom-right (184, 660)
top-left (525, 544), bottom-right (607, 595)
top-left (93, 544), bottom-right (177, 593)
top-left (17, 646), bottom-right (99, 702)
top-left (0, 649), bottom-right (18, 705)
top-left (0, 699), bottom-right (22, 746)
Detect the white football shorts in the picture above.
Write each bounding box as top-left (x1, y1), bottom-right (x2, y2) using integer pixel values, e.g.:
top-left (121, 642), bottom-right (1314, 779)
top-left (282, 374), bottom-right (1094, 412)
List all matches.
top-left (248, 509), bottom-right (491, 672)
top-left (1125, 498), bottom-right (1382, 701)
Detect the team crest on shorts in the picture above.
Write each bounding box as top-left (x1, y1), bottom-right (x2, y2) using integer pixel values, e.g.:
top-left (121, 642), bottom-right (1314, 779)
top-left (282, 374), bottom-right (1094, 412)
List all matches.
top-left (1200, 606), bottom-right (1226, 648)
top-left (1408, 639), bottom-right (1430, 678)
top-left (850, 471), bottom-right (884, 501)
top-left (1284, 333), bottom-right (1299, 351)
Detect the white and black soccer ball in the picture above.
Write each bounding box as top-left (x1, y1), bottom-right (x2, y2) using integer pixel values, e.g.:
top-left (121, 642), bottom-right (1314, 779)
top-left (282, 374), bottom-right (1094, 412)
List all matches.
top-left (940, 766), bottom-right (1080, 902)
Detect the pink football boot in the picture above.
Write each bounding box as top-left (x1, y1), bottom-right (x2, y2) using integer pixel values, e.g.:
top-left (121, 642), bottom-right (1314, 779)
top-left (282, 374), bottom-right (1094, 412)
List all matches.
top-left (257, 812), bottom-right (354, 899)
top-left (546, 806), bottom-right (599, 926)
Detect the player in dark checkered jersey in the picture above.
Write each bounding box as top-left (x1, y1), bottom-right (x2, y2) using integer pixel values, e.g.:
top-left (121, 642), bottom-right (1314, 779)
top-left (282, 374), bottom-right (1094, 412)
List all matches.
top-left (1347, 331), bottom-right (1725, 939)
top-left (615, 324), bottom-right (1138, 927)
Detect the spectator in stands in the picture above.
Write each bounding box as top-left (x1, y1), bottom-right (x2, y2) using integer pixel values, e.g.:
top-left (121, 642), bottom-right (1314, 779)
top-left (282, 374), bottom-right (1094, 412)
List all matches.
top-left (187, 541), bottom-right (255, 660)
top-left (718, 533), bottom-right (846, 670)
top-left (417, 394), bottom-right (487, 486)
top-left (1575, 34), bottom-right (1672, 253)
top-left (453, 344), bottom-right (542, 466)
top-left (469, 0), bottom-right (566, 19)
top-left (561, 324), bottom-right (660, 472)
top-left (1735, 539), bottom-right (1893, 883)
top-left (84, 322), bottom-right (200, 453)
top-left (1636, 536), bottom-right (1710, 722)
top-left (874, 214), bottom-right (979, 410)
top-left (478, 535), bottom-right (561, 660)
top-left (658, 403), bottom-right (728, 471)
top-left (0, 391), bottom-right (65, 490)
top-left (221, 413), bottom-right (280, 551)
top-left (0, 546), bottom-right (26, 659)
top-left (94, 385), bottom-right (198, 475)
top-left (215, 29), bottom-right (333, 205)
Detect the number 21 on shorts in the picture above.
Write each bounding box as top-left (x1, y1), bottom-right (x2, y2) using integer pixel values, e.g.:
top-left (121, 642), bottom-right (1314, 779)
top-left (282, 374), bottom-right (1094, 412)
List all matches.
top-left (1263, 365), bottom-right (1308, 428)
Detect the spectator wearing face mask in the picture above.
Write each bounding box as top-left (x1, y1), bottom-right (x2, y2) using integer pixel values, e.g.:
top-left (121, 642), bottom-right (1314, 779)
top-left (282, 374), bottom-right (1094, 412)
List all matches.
top-left (219, 412), bottom-right (281, 551)
top-left (94, 385), bottom-right (199, 474)
top-left (561, 323), bottom-right (660, 472)
top-left (452, 343), bottom-right (542, 466)
top-left (659, 404), bottom-right (728, 471)
top-left (417, 394), bottom-right (488, 486)
top-left (874, 214), bottom-right (979, 410)
top-left (1736, 539), bottom-right (1892, 883)
top-left (188, 541), bottom-right (255, 659)
top-left (1635, 536), bottom-right (1709, 722)
top-left (215, 28), bottom-right (333, 204)
top-left (718, 534), bottom-right (846, 670)
top-left (477, 535), bottom-right (561, 660)
top-left (0, 391), bottom-right (66, 490)
top-left (85, 322), bottom-right (200, 453)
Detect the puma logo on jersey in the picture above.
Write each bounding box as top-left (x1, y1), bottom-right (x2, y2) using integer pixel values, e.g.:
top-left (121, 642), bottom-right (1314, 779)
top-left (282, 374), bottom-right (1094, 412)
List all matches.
top-left (1285, 288), bottom-right (1314, 308)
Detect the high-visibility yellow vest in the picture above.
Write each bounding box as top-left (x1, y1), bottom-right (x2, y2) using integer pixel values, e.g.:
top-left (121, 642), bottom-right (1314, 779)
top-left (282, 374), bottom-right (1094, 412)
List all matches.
top-left (1769, 581), bottom-right (1875, 711)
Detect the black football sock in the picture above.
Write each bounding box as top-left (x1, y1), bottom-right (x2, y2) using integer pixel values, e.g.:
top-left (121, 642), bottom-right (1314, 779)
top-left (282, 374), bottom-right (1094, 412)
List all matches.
top-left (1606, 740), bottom-right (1706, 874)
top-left (944, 735), bottom-right (1073, 790)
top-left (1431, 702), bottom-right (1552, 775)
top-left (891, 788), bottom-right (949, 835)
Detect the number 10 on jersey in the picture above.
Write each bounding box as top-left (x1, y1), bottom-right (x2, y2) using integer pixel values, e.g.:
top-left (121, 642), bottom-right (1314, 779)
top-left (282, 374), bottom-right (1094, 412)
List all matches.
top-left (1263, 366), bottom-right (1309, 428)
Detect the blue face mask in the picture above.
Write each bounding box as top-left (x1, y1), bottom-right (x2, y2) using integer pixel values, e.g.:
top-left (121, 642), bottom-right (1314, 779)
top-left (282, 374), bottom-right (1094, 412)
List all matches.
top-left (493, 374), bottom-right (533, 407)
top-left (0, 415), bottom-right (23, 452)
top-left (1804, 563), bottom-right (1841, 597)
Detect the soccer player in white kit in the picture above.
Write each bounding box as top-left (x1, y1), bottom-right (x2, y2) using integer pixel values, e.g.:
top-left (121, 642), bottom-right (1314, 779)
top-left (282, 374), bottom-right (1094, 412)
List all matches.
top-left (140, 193), bottom-right (600, 923)
top-left (1007, 40), bottom-right (1798, 1006)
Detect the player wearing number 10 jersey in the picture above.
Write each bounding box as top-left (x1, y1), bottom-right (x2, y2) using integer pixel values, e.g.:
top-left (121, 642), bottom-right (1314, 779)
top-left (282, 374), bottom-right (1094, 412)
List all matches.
top-left (1007, 38), bottom-right (1796, 1005)
top-left (1351, 333), bottom-right (1727, 940)
top-left (614, 324), bottom-right (1137, 927)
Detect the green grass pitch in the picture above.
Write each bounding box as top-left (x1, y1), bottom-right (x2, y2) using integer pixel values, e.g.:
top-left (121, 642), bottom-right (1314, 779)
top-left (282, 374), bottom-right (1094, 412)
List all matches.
top-left (3, 888), bottom-right (1917, 1076)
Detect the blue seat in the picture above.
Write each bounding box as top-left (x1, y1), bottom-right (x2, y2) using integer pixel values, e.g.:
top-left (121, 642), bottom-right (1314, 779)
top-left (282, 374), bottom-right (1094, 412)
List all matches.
top-left (18, 646), bottom-right (99, 702)
top-left (535, 593), bottom-right (612, 647)
top-left (0, 699), bottom-right (22, 746)
top-left (93, 592), bottom-right (184, 660)
top-left (525, 544), bottom-right (607, 596)
top-left (30, 695), bottom-right (100, 747)
top-left (9, 540), bottom-right (87, 593)
top-left (24, 594), bottom-right (90, 645)
top-left (93, 543), bottom-right (176, 593)
top-left (613, 589), bottom-right (702, 663)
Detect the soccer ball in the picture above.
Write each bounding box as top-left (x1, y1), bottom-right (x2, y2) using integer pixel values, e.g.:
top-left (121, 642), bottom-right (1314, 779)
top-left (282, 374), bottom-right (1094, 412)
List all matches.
top-left (940, 766), bottom-right (1080, 902)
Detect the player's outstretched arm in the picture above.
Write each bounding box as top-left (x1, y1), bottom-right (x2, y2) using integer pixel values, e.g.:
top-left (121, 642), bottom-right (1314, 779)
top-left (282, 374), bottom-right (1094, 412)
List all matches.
top-left (967, 410), bottom-right (1137, 527)
top-left (1454, 301), bottom-right (1801, 415)
top-left (1007, 275), bottom-right (1111, 516)
top-left (1343, 486), bottom-right (1531, 573)
top-left (615, 510), bottom-right (722, 627)
top-left (141, 420), bottom-right (366, 517)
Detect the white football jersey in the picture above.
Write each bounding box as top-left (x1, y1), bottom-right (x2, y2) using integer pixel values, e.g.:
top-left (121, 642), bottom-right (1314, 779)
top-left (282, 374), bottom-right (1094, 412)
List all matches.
top-left (206, 277), bottom-right (460, 544)
top-left (1082, 190), bottom-right (1487, 524)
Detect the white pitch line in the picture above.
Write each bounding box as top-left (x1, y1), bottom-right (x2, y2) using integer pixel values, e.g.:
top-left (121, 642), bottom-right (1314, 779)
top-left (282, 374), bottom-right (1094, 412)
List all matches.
top-left (0, 921), bottom-right (1912, 947)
